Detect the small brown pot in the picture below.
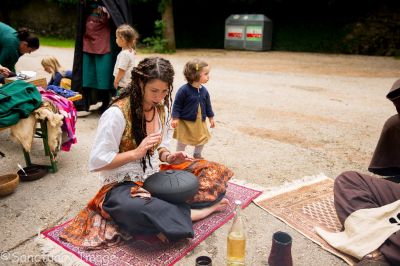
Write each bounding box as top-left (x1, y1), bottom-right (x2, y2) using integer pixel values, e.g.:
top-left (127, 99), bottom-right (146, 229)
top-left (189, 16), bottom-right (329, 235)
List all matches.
top-left (268, 231), bottom-right (293, 266)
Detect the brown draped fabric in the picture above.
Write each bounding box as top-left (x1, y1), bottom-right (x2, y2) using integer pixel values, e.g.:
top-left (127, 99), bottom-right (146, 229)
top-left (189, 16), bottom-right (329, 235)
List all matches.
top-left (386, 79), bottom-right (400, 114)
top-left (369, 79), bottom-right (400, 176)
top-left (83, 14), bottom-right (111, 54)
top-left (369, 114), bottom-right (400, 176)
top-left (333, 171), bottom-right (400, 264)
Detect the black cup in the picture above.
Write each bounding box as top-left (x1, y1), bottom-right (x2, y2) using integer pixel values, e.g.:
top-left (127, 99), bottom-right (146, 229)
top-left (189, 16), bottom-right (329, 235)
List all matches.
top-left (195, 256), bottom-right (212, 266)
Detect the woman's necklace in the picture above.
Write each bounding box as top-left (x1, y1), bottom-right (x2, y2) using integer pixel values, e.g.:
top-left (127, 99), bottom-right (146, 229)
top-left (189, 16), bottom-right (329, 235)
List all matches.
top-left (144, 107), bottom-right (156, 123)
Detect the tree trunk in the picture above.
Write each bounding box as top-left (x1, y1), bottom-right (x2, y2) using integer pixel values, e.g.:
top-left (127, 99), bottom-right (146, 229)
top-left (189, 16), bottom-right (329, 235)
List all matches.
top-left (161, 0), bottom-right (176, 51)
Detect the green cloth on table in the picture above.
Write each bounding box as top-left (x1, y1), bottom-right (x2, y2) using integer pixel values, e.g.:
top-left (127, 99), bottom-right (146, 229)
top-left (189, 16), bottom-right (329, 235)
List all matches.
top-left (0, 80), bottom-right (42, 127)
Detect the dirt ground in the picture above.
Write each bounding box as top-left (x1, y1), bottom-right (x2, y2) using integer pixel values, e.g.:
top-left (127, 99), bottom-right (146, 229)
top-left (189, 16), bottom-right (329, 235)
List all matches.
top-left (1, 46), bottom-right (400, 266)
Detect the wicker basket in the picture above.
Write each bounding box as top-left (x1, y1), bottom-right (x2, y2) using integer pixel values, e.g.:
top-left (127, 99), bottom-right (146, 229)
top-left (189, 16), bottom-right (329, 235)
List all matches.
top-left (0, 174), bottom-right (19, 197)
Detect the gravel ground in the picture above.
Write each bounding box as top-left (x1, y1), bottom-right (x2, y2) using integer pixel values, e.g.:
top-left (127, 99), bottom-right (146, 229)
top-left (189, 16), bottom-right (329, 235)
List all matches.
top-left (1, 47), bottom-right (399, 266)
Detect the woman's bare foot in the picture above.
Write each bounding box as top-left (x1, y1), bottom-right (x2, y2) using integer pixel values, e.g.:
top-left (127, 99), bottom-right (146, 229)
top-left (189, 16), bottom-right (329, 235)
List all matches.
top-left (156, 232), bottom-right (169, 243)
top-left (191, 198), bottom-right (230, 221)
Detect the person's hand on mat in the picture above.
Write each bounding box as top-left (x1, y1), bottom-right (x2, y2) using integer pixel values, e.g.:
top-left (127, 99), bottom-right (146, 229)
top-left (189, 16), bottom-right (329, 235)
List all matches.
top-left (137, 132), bottom-right (162, 157)
top-left (167, 151), bottom-right (194, 164)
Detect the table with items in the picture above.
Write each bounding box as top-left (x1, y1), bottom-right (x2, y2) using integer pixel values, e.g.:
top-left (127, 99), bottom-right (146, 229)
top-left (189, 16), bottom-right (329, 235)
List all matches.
top-left (0, 76), bottom-right (80, 173)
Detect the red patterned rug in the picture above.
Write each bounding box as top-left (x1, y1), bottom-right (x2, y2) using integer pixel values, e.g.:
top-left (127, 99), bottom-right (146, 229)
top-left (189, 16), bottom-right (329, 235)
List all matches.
top-left (254, 174), bottom-right (357, 265)
top-left (39, 181), bottom-right (262, 266)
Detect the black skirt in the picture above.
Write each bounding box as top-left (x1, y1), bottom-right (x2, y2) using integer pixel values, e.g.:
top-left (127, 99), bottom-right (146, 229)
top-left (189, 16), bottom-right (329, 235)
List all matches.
top-left (102, 182), bottom-right (194, 241)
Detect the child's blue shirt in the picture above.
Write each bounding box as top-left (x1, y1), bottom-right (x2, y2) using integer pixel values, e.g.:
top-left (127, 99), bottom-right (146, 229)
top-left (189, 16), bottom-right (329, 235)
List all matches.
top-left (172, 83), bottom-right (214, 121)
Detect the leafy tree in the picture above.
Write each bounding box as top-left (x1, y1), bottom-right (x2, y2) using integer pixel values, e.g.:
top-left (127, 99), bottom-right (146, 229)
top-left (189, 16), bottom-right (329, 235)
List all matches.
top-left (129, 0), bottom-right (176, 51)
top-left (143, 20), bottom-right (170, 53)
top-left (159, 0), bottom-right (176, 51)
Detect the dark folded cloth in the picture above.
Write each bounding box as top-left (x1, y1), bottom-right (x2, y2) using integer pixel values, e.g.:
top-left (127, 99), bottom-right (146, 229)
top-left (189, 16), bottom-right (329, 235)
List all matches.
top-left (369, 114), bottom-right (400, 176)
top-left (47, 85), bottom-right (78, 99)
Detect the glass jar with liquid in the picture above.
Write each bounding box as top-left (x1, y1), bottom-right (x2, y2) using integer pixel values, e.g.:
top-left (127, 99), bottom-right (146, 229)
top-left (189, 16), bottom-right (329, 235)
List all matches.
top-left (227, 200), bottom-right (246, 265)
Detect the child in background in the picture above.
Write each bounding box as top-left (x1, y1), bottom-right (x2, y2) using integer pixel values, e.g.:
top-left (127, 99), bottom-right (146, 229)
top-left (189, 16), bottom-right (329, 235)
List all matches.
top-left (113, 24), bottom-right (138, 95)
top-left (41, 56), bottom-right (72, 89)
top-left (172, 59), bottom-right (215, 159)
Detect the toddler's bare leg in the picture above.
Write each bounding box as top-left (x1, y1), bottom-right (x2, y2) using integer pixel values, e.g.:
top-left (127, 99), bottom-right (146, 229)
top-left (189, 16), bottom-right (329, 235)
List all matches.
top-left (193, 144), bottom-right (204, 158)
top-left (176, 141), bottom-right (187, 152)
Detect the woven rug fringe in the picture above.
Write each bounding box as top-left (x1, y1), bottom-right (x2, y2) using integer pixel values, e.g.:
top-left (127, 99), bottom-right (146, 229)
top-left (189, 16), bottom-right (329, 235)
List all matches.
top-left (254, 173), bottom-right (329, 202)
top-left (35, 235), bottom-right (89, 266)
top-left (229, 178), bottom-right (266, 192)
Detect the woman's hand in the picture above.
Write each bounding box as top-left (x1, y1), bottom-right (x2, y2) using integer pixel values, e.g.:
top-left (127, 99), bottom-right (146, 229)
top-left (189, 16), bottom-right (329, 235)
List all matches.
top-left (136, 132), bottom-right (161, 158)
top-left (95, 133), bottom-right (160, 171)
top-left (167, 151), bottom-right (193, 165)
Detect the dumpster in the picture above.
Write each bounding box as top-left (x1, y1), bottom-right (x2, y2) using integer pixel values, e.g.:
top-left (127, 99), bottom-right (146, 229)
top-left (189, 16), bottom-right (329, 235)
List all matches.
top-left (224, 14), bottom-right (273, 51)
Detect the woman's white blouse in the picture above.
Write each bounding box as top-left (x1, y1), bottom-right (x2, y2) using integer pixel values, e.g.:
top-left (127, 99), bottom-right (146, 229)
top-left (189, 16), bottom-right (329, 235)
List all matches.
top-left (89, 106), bottom-right (172, 185)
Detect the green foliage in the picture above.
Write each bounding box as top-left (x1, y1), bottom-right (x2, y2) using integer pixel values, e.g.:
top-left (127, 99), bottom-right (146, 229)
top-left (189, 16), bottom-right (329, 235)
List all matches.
top-left (158, 0), bottom-right (170, 13)
top-left (47, 0), bottom-right (77, 6)
top-left (142, 20), bottom-right (172, 53)
top-left (340, 8), bottom-right (400, 56)
top-left (39, 36), bottom-right (75, 48)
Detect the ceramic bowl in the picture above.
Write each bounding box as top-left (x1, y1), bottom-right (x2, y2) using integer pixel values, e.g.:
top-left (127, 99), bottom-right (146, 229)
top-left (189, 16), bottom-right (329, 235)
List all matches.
top-left (17, 165), bottom-right (49, 181)
top-left (0, 174), bottom-right (19, 197)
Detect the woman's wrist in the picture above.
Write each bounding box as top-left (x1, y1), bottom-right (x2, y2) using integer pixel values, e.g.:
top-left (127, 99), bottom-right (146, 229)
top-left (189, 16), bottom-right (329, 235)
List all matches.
top-left (165, 153), bottom-right (171, 163)
top-left (158, 148), bottom-right (171, 162)
top-left (130, 149), bottom-right (143, 161)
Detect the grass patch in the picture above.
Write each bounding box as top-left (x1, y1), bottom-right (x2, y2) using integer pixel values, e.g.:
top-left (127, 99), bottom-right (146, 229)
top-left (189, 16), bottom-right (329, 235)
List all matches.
top-left (39, 36), bottom-right (75, 48)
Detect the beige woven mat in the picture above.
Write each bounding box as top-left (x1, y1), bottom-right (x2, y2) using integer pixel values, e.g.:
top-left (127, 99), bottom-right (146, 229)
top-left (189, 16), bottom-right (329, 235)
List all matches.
top-left (254, 174), bottom-right (357, 265)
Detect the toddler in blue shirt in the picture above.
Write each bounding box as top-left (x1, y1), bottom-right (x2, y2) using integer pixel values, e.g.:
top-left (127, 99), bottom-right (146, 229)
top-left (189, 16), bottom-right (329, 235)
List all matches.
top-left (171, 59), bottom-right (215, 159)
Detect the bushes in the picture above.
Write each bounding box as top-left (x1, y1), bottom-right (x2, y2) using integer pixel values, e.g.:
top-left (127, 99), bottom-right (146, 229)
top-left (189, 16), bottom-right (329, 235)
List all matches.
top-left (142, 20), bottom-right (172, 53)
top-left (341, 7), bottom-right (400, 56)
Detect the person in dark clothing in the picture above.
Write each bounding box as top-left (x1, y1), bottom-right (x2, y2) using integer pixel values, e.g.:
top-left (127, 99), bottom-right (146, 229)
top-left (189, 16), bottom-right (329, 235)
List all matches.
top-left (71, 0), bottom-right (131, 113)
top-left (369, 79), bottom-right (400, 178)
top-left (332, 79), bottom-right (400, 266)
top-left (0, 22), bottom-right (39, 83)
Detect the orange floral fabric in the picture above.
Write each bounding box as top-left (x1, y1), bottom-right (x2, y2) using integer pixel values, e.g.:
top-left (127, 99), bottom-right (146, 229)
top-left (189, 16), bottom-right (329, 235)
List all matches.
top-left (160, 159), bottom-right (234, 203)
top-left (59, 183), bottom-right (132, 249)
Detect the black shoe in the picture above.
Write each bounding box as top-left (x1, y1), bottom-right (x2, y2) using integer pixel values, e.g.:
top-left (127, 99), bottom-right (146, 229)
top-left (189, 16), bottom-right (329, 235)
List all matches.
top-left (73, 99), bottom-right (88, 112)
top-left (98, 104), bottom-right (108, 115)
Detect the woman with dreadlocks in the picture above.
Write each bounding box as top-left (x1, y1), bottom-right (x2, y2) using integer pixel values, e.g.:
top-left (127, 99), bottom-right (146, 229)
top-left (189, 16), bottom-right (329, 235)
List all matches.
top-left (60, 57), bottom-right (229, 248)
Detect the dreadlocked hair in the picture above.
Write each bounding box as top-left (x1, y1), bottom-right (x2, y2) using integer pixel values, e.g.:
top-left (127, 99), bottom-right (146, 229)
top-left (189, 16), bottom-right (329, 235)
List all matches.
top-left (116, 57), bottom-right (175, 172)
